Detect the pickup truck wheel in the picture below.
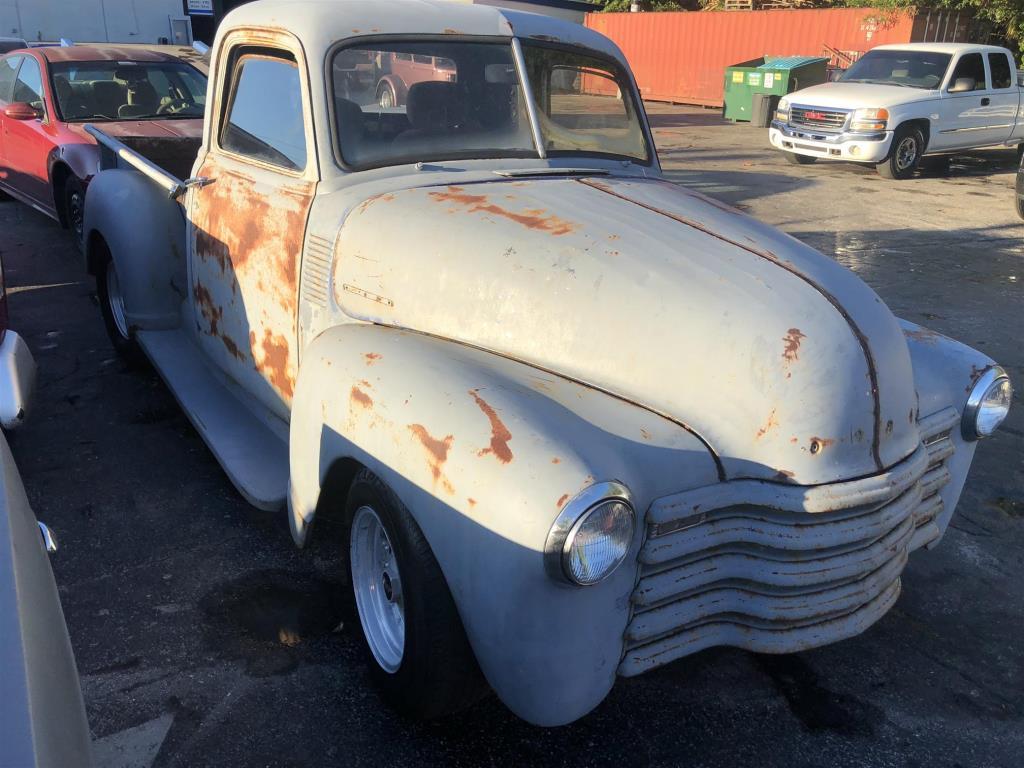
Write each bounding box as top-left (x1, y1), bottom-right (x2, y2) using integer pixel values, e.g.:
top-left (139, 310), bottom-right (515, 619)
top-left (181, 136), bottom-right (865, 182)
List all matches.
top-left (346, 469), bottom-right (484, 719)
top-left (784, 152), bottom-right (817, 165)
top-left (96, 246), bottom-right (146, 366)
top-left (377, 83), bottom-right (395, 109)
top-left (877, 125), bottom-right (924, 180)
top-left (63, 176), bottom-right (86, 254)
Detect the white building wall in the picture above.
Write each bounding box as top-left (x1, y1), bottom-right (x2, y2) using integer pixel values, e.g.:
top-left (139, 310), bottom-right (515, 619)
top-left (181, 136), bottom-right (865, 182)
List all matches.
top-left (0, 0), bottom-right (185, 44)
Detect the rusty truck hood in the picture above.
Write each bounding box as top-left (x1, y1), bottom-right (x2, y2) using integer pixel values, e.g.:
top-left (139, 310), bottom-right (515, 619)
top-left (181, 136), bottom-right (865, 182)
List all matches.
top-left (333, 175), bottom-right (920, 485)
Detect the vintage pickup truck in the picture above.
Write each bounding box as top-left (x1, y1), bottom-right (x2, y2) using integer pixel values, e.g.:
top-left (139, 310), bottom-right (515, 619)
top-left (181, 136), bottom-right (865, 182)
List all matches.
top-left (770, 43), bottom-right (1024, 178)
top-left (81, 0), bottom-right (1012, 726)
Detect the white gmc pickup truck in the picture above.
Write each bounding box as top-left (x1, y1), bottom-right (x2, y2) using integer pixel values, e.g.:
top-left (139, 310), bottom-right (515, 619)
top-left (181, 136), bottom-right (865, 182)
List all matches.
top-left (769, 43), bottom-right (1024, 179)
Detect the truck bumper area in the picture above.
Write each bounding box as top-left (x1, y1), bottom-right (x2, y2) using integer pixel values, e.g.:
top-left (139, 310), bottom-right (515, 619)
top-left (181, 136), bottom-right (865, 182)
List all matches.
top-left (0, 331), bottom-right (36, 429)
top-left (770, 121), bottom-right (893, 163)
top-left (619, 407), bottom-right (959, 677)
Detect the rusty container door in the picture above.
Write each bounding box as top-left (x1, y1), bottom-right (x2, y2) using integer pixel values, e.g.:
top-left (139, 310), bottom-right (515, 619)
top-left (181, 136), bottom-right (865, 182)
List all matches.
top-left (585, 8), bottom-right (918, 107)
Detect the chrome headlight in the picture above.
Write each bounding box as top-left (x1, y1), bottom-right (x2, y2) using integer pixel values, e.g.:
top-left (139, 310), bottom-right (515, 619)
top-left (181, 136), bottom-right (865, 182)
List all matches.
top-left (851, 107), bottom-right (889, 132)
top-left (775, 98), bottom-right (789, 121)
top-left (962, 365), bottom-right (1012, 440)
top-left (545, 482), bottom-right (635, 586)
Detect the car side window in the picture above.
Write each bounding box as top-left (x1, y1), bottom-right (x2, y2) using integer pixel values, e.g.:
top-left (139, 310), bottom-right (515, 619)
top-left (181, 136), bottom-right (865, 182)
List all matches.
top-left (988, 53), bottom-right (1013, 90)
top-left (13, 56), bottom-right (43, 107)
top-left (0, 56), bottom-right (21, 103)
top-left (220, 51), bottom-right (306, 172)
top-left (949, 53), bottom-right (987, 91)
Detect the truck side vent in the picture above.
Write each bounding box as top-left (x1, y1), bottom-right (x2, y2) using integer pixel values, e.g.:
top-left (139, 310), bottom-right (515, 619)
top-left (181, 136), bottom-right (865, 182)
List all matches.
top-left (303, 234), bottom-right (332, 308)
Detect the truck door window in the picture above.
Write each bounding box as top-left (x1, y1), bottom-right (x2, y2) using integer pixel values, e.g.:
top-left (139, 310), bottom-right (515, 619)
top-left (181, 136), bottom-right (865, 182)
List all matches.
top-left (12, 56), bottom-right (43, 112)
top-left (0, 56), bottom-right (22, 103)
top-left (949, 53), bottom-right (987, 91)
top-left (220, 52), bottom-right (306, 172)
top-left (988, 53), bottom-right (1013, 89)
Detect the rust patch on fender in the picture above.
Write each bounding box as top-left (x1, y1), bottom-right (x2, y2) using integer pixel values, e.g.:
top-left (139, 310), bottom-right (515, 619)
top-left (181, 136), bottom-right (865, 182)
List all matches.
top-left (364, 352), bottom-right (382, 365)
top-left (350, 386), bottom-right (373, 410)
top-left (782, 328), bottom-right (806, 363)
top-left (428, 186), bottom-right (578, 236)
top-left (556, 493), bottom-right (569, 509)
top-left (469, 389), bottom-right (513, 463)
top-left (551, 457), bottom-right (561, 464)
top-left (774, 469), bottom-right (795, 482)
top-left (902, 326), bottom-right (941, 344)
top-left (967, 364), bottom-right (994, 393)
top-left (756, 409), bottom-right (779, 440)
top-left (407, 424), bottom-right (454, 493)
top-left (467, 497), bottom-right (477, 508)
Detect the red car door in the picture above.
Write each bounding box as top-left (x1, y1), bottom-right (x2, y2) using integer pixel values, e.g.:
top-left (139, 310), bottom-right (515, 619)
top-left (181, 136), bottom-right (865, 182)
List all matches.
top-left (1, 54), bottom-right (56, 212)
top-left (0, 54), bottom-right (24, 190)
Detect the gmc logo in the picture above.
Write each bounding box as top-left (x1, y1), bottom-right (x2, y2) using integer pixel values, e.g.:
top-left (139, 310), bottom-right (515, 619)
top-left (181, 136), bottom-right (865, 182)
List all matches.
top-left (804, 111), bottom-right (828, 120)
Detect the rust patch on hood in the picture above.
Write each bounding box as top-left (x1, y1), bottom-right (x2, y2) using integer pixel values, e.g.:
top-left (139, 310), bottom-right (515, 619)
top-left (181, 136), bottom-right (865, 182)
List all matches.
top-left (782, 328), bottom-right (806, 363)
top-left (469, 389), bottom-right (513, 464)
top-left (428, 186), bottom-right (578, 236)
top-left (408, 424), bottom-right (454, 493)
top-left (364, 352), bottom-right (382, 365)
top-left (350, 386), bottom-right (373, 410)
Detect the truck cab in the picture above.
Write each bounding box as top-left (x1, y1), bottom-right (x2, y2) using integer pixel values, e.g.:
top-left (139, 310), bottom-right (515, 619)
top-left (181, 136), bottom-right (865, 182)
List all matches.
top-left (81, 0), bottom-right (1012, 726)
top-left (769, 43), bottom-right (1024, 178)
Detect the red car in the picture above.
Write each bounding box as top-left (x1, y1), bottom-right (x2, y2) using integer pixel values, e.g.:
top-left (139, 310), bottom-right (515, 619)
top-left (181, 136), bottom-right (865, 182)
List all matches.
top-left (0, 45), bottom-right (206, 246)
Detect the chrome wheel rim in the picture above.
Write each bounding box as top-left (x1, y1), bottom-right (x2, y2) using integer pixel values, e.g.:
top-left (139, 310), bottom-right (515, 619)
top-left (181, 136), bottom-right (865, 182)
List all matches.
top-left (350, 505), bottom-right (404, 673)
top-left (895, 136), bottom-right (918, 171)
top-left (106, 262), bottom-right (129, 340)
top-left (379, 88), bottom-right (394, 109)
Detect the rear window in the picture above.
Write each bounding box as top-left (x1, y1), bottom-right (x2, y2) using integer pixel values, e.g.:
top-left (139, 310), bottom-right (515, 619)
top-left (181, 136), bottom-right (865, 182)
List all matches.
top-left (989, 52), bottom-right (1013, 89)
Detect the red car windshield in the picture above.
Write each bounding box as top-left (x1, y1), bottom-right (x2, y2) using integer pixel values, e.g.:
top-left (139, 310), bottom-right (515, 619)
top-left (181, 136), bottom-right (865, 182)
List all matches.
top-left (50, 60), bottom-right (207, 121)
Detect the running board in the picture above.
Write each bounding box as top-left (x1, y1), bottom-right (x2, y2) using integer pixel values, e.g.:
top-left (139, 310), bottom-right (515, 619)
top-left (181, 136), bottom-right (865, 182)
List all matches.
top-left (136, 329), bottom-right (288, 511)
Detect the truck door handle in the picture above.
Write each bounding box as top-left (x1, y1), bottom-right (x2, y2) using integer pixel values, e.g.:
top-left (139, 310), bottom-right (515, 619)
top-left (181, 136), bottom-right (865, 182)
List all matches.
top-left (981, 97), bottom-right (991, 106)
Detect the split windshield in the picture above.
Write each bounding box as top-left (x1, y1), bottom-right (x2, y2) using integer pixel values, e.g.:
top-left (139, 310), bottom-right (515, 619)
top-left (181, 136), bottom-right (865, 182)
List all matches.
top-left (330, 39), bottom-right (649, 169)
top-left (50, 60), bottom-right (207, 121)
top-left (840, 49), bottom-right (952, 90)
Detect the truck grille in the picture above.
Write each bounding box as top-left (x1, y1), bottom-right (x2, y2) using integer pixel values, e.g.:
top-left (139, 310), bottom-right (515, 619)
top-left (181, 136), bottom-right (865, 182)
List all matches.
top-left (620, 410), bottom-right (958, 678)
top-left (790, 106), bottom-right (848, 132)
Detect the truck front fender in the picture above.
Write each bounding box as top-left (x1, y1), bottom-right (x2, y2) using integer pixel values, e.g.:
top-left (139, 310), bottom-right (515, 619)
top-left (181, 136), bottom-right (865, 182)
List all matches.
top-left (289, 323), bottom-right (718, 725)
top-left (83, 169), bottom-right (187, 331)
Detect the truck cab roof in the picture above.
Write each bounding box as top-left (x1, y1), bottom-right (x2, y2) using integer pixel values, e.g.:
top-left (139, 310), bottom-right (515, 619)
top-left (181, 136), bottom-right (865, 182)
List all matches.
top-left (872, 42), bottom-right (1013, 56)
top-left (221, 0), bottom-right (624, 60)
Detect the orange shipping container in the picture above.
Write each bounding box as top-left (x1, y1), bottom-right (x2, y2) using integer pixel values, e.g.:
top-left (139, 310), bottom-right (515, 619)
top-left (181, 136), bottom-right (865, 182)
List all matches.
top-left (586, 8), bottom-right (973, 107)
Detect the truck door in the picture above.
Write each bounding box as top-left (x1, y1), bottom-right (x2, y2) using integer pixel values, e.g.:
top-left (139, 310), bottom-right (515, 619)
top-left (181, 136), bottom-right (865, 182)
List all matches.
top-left (982, 51), bottom-right (1019, 145)
top-left (936, 52), bottom-right (1010, 149)
top-left (188, 41), bottom-right (316, 420)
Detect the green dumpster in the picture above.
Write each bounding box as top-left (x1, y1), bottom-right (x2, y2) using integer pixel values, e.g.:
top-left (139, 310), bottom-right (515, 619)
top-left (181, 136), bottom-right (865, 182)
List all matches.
top-left (723, 55), bottom-right (829, 123)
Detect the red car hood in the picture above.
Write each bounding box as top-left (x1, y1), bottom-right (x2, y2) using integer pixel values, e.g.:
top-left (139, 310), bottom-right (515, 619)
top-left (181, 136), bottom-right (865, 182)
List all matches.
top-left (66, 119), bottom-right (202, 140)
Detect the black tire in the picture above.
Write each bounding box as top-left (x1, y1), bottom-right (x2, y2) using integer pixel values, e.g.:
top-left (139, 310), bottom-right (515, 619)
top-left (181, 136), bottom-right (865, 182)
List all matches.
top-left (877, 124), bottom-right (925, 180)
top-left (1016, 193), bottom-right (1024, 221)
top-left (95, 240), bottom-right (146, 366)
top-left (784, 151), bottom-right (817, 165)
top-left (63, 176), bottom-right (86, 254)
top-left (344, 469), bottom-right (485, 719)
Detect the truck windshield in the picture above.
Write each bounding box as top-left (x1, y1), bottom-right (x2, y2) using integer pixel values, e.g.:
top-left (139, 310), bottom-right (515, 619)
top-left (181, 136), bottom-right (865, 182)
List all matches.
top-left (330, 39), bottom-right (649, 169)
top-left (50, 60), bottom-right (207, 121)
top-left (840, 49), bottom-right (952, 90)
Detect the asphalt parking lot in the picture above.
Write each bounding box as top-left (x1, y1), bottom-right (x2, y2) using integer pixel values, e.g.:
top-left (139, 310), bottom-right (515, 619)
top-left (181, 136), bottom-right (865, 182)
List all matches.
top-left (3, 103), bottom-right (1023, 768)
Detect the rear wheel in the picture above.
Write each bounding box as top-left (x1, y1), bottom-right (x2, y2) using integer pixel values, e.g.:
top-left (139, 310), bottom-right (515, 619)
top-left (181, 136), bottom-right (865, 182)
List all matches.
top-left (377, 82), bottom-right (395, 109)
top-left (63, 176), bottom-right (86, 254)
top-left (877, 124), bottom-right (924, 180)
top-left (95, 242), bottom-right (145, 365)
top-left (784, 151), bottom-right (817, 165)
top-left (345, 469), bottom-right (484, 719)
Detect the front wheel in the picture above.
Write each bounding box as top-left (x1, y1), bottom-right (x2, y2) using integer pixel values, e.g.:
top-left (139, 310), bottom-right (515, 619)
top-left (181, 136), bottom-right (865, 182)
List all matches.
top-left (877, 125), bottom-right (924, 180)
top-left (377, 82), bottom-right (395, 110)
top-left (784, 151), bottom-right (817, 165)
top-left (345, 469), bottom-right (484, 719)
top-left (95, 242), bottom-right (145, 366)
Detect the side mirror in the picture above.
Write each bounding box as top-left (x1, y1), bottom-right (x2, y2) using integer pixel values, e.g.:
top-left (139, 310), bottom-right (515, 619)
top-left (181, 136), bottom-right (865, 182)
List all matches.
top-left (948, 77), bottom-right (976, 94)
top-left (3, 102), bottom-right (41, 120)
